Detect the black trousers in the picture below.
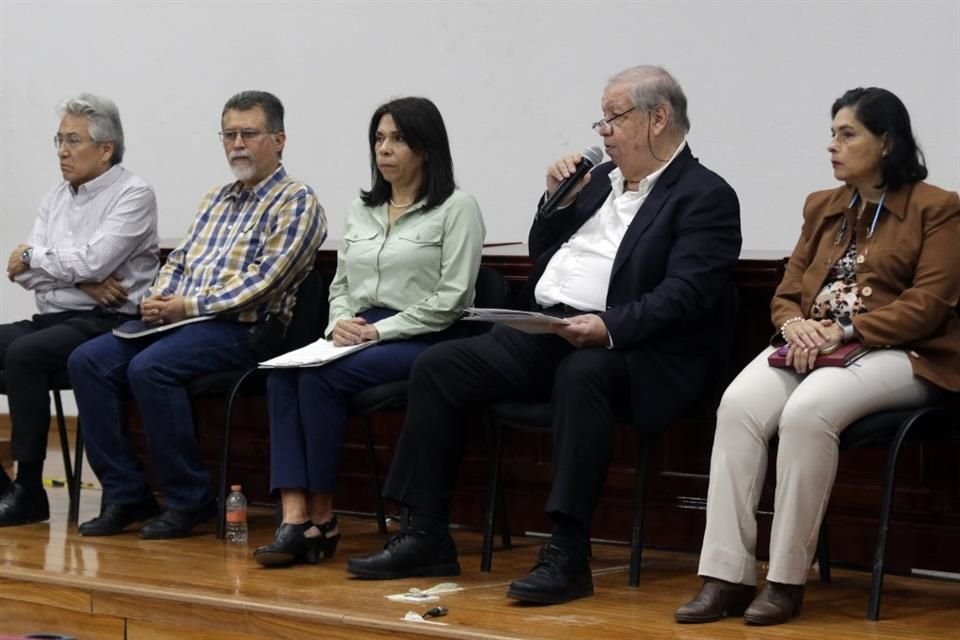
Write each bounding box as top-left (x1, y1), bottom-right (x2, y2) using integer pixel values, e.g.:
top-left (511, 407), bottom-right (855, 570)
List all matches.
top-left (382, 325), bottom-right (629, 530)
top-left (0, 310), bottom-right (132, 463)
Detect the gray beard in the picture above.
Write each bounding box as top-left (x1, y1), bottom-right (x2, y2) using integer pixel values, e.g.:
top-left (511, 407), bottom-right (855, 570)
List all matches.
top-left (230, 158), bottom-right (256, 182)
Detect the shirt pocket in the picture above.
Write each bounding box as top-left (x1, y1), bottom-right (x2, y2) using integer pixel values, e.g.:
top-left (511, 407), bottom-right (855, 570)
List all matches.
top-left (342, 228), bottom-right (381, 264)
top-left (395, 225), bottom-right (443, 246)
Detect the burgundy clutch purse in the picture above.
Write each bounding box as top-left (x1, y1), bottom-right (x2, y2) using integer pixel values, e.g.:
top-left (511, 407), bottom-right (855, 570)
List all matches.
top-left (768, 341), bottom-right (870, 368)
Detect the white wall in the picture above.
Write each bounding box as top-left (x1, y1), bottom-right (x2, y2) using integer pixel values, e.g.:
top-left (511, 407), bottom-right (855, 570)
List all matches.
top-left (1, 0), bottom-right (958, 412)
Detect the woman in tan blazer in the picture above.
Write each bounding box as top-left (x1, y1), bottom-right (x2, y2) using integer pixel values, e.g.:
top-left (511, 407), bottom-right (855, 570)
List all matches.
top-left (676, 87), bottom-right (960, 626)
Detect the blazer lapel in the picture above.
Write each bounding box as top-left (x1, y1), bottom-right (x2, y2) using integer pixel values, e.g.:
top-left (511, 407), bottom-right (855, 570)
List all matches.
top-left (610, 146), bottom-right (693, 280)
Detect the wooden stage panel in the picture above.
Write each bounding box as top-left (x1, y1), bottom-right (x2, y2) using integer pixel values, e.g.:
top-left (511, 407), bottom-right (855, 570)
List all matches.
top-left (1, 490), bottom-right (960, 639)
top-left (0, 599), bottom-right (123, 640)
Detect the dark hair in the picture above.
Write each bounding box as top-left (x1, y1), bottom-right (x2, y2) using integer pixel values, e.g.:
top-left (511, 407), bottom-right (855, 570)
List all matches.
top-left (222, 90), bottom-right (285, 133)
top-left (831, 87), bottom-right (927, 190)
top-left (360, 97), bottom-right (455, 210)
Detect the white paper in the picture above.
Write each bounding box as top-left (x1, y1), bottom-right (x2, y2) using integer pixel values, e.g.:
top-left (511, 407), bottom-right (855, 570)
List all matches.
top-left (462, 307), bottom-right (570, 334)
top-left (258, 338), bottom-right (377, 368)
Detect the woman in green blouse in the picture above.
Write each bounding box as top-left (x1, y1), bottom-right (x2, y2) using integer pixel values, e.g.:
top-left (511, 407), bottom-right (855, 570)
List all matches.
top-left (254, 97), bottom-right (485, 567)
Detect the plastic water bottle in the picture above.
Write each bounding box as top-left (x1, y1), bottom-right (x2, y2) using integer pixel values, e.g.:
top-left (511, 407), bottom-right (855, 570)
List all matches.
top-left (225, 484), bottom-right (248, 544)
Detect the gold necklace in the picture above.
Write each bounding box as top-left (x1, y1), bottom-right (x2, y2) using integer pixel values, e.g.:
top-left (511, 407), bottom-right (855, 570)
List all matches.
top-left (390, 198), bottom-right (414, 208)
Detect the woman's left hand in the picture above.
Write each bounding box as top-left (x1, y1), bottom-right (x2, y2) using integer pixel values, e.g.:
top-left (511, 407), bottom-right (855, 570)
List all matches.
top-left (784, 321), bottom-right (844, 374)
top-left (331, 318), bottom-right (380, 346)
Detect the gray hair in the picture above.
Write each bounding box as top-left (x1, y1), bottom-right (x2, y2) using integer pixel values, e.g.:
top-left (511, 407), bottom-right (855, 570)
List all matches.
top-left (608, 66), bottom-right (690, 135)
top-left (58, 93), bottom-right (125, 164)
top-left (222, 90), bottom-right (285, 133)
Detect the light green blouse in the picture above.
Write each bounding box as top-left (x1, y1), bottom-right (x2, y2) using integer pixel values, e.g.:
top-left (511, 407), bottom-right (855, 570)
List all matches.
top-left (325, 189), bottom-right (486, 341)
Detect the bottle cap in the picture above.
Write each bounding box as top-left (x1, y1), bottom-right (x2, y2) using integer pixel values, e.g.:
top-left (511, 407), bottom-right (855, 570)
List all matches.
top-left (230, 484), bottom-right (242, 491)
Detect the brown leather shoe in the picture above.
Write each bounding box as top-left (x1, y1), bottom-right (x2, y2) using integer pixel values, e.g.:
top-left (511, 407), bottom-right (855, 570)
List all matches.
top-left (743, 581), bottom-right (804, 625)
top-left (675, 578), bottom-right (756, 623)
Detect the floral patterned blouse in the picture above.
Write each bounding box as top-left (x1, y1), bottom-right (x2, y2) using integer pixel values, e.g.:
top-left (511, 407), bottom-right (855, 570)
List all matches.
top-left (809, 240), bottom-right (866, 321)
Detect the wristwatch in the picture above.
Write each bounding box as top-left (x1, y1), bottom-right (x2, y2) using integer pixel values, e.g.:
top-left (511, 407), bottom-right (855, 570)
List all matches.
top-left (836, 316), bottom-right (855, 342)
top-left (20, 247), bottom-right (32, 265)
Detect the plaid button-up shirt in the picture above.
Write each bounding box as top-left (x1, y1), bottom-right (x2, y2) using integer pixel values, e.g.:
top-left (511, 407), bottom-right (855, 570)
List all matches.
top-left (152, 165), bottom-right (326, 325)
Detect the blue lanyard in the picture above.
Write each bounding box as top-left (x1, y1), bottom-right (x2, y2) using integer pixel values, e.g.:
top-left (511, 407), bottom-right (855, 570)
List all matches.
top-left (837, 190), bottom-right (887, 244)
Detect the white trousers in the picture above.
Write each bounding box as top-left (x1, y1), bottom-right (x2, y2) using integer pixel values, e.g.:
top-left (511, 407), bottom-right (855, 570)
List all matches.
top-left (697, 346), bottom-right (939, 585)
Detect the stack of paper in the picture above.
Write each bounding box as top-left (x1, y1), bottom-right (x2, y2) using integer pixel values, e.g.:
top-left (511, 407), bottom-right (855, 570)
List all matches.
top-left (259, 339), bottom-right (377, 368)
top-left (462, 307), bottom-right (570, 334)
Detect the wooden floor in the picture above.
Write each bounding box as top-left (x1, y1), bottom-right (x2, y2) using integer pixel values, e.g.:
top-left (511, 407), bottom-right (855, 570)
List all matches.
top-left (0, 487), bottom-right (959, 639)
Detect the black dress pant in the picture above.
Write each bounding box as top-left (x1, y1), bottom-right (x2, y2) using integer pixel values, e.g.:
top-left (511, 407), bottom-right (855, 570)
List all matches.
top-left (382, 324), bottom-right (629, 529)
top-left (0, 310), bottom-right (132, 463)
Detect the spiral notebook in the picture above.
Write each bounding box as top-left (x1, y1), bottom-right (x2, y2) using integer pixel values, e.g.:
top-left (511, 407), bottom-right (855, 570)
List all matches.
top-left (112, 315), bottom-right (215, 339)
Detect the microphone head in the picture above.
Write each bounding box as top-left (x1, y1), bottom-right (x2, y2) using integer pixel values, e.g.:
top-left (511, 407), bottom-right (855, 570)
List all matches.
top-left (581, 145), bottom-right (604, 167)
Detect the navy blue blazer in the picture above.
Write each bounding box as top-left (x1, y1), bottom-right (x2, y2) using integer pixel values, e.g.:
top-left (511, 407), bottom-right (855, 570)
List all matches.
top-left (526, 145), bottom-right (742, 429)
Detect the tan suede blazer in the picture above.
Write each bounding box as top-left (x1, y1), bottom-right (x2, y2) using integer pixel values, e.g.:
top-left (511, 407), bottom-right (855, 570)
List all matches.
top-left (771, 181), bottom-right (960, 391)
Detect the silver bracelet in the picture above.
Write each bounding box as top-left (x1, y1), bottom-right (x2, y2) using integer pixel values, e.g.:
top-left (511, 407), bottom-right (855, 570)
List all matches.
top-left (780, 316), bottom-right (804, 341)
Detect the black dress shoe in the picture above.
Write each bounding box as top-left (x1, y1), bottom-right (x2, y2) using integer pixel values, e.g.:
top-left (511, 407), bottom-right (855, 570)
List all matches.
top-left (79, 496), bottom-right (162, 536)
top-left (0, 483), bottom-right (49, 527)
top-left (675, 578), bottom-right (756, 623)
top-left (743, 581), bottom-right (804, 625)
top-left (346, 529), bottom-right (460, 579)
top-left (506, 543), bottom-right (593, 604)
top-left (254, 517), bottom-right (340, 568)
top-left (139, 500), bottom-right (216, 540)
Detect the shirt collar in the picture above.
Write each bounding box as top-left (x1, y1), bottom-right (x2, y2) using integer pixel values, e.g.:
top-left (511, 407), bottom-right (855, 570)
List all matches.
top-left (224, 164), bottom-right (287, 202)
top-left (608, 139), bottom-right (687, 198)
top-left (827, 183), bottom-right (910, 221)
top-left (71, 164), bottom-right (123, 197)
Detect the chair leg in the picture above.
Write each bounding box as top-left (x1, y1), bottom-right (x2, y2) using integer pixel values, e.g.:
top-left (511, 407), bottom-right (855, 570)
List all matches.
top-left (217, 368), bottom-right (257, 540)
top-left (363, 415), bottom-right (387, 534)
top-left (866, 413), bottom-right (920, 621)
top-left (817, 518), bottom-right (831, 583)
top-left (52, 389), bottom-right (79, 523)
top-left (481, 415), bottom-right (506, 572)
top-left (52, 390), bottom-right (74, 483)
top-left (69, 420), bottom-right (83, 524)
top-left (629, 440), bottom-right (650, 587)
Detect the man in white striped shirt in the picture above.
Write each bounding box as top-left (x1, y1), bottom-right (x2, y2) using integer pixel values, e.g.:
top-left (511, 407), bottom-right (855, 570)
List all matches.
top-left (0, 93), bottom-right (159, 527)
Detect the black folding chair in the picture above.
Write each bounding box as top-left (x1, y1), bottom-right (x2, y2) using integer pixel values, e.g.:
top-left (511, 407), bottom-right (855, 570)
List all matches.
top-left (815, 399), bottom-right (960, 620)
top-left (189, 267), bottom-right (328, 539)
top-left (348, 266), bottom-right (509, 533)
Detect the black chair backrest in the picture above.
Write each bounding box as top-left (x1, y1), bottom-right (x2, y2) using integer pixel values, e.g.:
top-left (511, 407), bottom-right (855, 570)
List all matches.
top-left (474, 266), bottom-right (508, 309)
top-left (280, 267), bottom-right (328, 352)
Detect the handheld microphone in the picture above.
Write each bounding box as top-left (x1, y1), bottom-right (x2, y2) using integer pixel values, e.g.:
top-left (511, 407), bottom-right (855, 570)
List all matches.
top-left (537, 145), bottom-right (604, 217)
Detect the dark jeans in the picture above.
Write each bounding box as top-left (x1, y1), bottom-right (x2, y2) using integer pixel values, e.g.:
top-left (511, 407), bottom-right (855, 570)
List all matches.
top-left (269, 307), bottom-right (436, 493)
top-left (382, 325), bottom-right (629, 529)
top-left (268, 341), bottom-right (434, 493)
top-left (67, 320), bottom-right (257, 509)
top-left (0, 310), bottom-right (134, 464)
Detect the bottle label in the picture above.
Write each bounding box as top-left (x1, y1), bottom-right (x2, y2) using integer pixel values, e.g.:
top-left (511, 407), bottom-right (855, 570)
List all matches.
top-left (226, 510), bottom-right (247, 524)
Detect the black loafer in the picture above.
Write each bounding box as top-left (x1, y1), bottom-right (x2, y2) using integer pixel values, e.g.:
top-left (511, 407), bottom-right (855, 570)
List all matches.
top-left (346, 529), bottom-right (460, 579)
top-left (79, 495), bottom-right (162, 536)
top-left (506, 543), bottom-right (594, 604)
top-left (139, 500), bottom-right (216, 540)
top-left (0, 483), bottom-right (49, 527)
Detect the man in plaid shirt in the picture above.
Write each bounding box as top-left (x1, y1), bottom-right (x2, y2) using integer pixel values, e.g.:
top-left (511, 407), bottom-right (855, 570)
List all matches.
top-left (69, 91), bottom-right (326, 539)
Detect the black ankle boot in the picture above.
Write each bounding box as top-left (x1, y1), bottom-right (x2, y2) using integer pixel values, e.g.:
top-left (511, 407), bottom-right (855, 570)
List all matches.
top-left (253, 516), bottom-right (340, 568)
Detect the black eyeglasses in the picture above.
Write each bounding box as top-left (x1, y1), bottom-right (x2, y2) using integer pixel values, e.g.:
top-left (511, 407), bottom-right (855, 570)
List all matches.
top-left (218, 129), bottom-right (273, 143)
top-left (591, 107), bottom-right (637, 133)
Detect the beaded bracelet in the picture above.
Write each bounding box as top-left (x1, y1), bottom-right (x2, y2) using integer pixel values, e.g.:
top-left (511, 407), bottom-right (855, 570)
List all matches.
top-left (780, 316), bottom-right (804, 341)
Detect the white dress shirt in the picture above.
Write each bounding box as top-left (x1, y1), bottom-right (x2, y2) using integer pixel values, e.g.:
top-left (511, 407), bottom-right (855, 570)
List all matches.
top-left (535, 141), bottom-right (687, 312)
top-left (16, 164), bottom-right (160, 315)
